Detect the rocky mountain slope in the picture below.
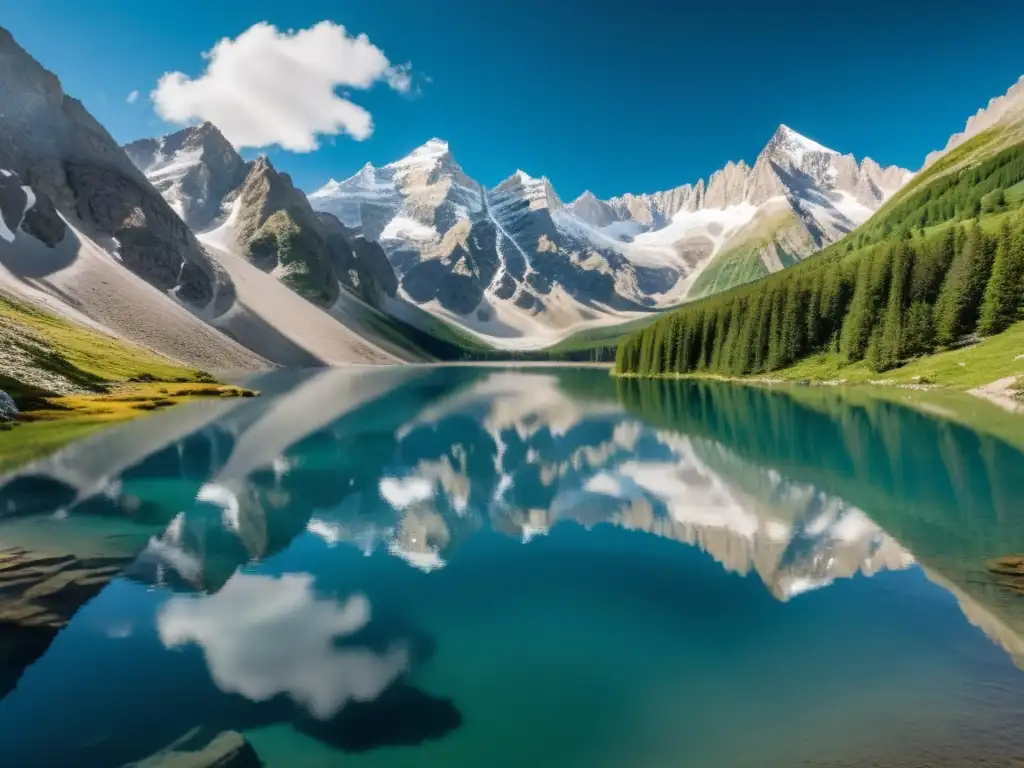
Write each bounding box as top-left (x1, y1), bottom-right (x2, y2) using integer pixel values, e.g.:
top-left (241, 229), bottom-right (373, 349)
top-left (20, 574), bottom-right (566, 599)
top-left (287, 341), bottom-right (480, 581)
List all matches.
top-left (307, 130), bottom-right (910, 348)
top-left (923, 74), bottom-right (1024, 168)
top-left (0, 26), bottom-right (400, 371)
top-left (0, 28), bottom-right (232, 309)
top-left (124, 121), bottom-right (249, 232)
top-left (0, 27), bottom-right (268, 372)
top-left (125, 123), bottom-right (400, 311)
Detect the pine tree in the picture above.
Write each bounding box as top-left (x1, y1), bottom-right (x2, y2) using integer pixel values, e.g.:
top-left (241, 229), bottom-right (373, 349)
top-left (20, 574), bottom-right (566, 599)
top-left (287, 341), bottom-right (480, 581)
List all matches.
top-left (911, 227), bottom-right (955, 304)
top-left (614, 338), bottom-right (626, 373)
top-left (978, 221), bottom-right (1024, 335)
top-left (651, 322), bottom-right (667, 374)
top-left (873, 240), bottom-right (914, 370)
top-left (710, 305), bottom-right (730, 371)
top-left (719, 298), bottom-right (742, 372)
top-left (903, 301), bottom-right (936, 357)
top-left (804, 270), bottom-right (823, 349)
top-left (639, 326), bottom-right (654, 375)
top-left (934, 225), bottom-right (995, 345)
top-left (841, 254), bottom-right (879, 361)
top-left (734, 291), bottom-right (764, 374)
top-left (780, 280), bottom-right (803, 367)
top-left (766, 286), bottom-right (785, 370)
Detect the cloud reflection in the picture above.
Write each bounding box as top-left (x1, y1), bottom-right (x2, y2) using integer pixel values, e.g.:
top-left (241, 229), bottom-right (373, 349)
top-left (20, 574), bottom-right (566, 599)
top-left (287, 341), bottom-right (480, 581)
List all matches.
top-left (158, 573), bottom-right (409, 719)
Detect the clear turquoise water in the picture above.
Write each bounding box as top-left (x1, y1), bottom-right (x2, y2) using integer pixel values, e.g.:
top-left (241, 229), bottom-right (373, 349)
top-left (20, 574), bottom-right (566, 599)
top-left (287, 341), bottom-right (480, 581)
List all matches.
top-left (2, 367), bottom-right (1024, 767)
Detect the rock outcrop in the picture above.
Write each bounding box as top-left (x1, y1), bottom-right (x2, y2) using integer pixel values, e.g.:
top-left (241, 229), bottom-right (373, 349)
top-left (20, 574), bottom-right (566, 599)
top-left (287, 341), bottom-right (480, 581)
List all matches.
top-left (0, 389), bottom-right (17, 421)
top-left (224, 156), bottom-right (340, 307)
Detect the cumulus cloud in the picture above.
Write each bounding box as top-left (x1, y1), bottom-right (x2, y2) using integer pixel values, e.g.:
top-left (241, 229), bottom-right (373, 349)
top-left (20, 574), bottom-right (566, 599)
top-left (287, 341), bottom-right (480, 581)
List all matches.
top-left (152, 21), bottom-right (413, 152)
top-left (126, 89), bottom-right (139, 104)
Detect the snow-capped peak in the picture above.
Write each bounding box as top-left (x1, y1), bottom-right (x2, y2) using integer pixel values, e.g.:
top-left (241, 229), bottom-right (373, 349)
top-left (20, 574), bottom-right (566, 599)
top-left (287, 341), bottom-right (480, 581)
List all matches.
top-left (499, 170), bottom-right (562, 210)
top-left (317, 162), bottom-right (381, 194)
top-left (418, 137), bottom-right (450, 153)
top-left (389, 138), bottom-right (451, 169)
top-left (769, 124), bottom-right (837, 166)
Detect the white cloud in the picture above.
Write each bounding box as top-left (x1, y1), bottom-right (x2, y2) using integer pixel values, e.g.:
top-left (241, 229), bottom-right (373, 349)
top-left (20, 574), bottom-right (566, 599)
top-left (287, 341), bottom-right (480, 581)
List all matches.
top-left (384, 62), bottom-right (413, 93)
top-left (152, 21), bottom-right (413, 152)
top-left (126, 89), bottom-right (139, 104)
top-left (159, 572), bottom-right (409, 719)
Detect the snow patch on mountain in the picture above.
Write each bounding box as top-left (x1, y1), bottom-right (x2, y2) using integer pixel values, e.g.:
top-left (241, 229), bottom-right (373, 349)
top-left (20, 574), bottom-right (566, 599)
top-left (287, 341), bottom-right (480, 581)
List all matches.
top-left (380, 215), bottom-right (437, 242)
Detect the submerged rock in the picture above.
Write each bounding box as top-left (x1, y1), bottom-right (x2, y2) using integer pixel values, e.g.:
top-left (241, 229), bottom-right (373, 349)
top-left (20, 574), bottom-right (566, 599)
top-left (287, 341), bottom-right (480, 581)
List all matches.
top-left (0, 389), bottom-right (17, 420)
top-left (0, 545), bottom-right (128, 699)
top-left (987, 556), bottom-right (1024, 594)
top-left (127, 730), bottom-right (260, 768)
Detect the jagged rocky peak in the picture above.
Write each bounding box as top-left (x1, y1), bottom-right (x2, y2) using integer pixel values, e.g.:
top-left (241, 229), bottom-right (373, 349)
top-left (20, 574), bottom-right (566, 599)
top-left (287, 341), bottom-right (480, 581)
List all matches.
top-left (762, 124), bottom-right (838, 166)
top-left (304, 126), bottom-right (915, 343)
top-left (236, 154), bottom-right (301, 219)
top-left (123, 120), bottom-right (249, 232)
top-left (386, 137), bottom-right (469, 186)
top-left (923, 74), bottom-right (1024, 168)
top-left (568, 189), bottom-right (617, 227)
top-left (124, 121), bottom-right (236, 170)
top-left (493, 169), bottom-right (563, 211)
top-left (221, 153), bottom-right (397, 309)
top-left (0, 24), bottom-right (228, 309)
top-left (704, 159), bottom-right (753, 208)
top-left (397, 137), bottom-right (451, 164)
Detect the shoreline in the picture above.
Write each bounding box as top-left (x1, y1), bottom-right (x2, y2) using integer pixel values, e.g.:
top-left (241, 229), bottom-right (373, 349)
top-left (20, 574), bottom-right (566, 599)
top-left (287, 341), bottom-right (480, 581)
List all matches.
top-left (0, 379), bottom-right (258, 472)
top-left (613, 369), bottom-right (1023, 412)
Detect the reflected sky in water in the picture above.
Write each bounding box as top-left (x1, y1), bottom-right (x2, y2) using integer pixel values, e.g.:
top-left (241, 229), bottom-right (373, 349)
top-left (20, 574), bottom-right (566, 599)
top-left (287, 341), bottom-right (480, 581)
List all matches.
top-left (1, 367), bottom-right (1024, 767)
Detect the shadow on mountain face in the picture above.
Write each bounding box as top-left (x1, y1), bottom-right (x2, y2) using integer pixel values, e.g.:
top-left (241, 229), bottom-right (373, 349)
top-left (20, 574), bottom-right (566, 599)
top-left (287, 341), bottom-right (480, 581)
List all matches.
top-left (216, 300), bottom-right (327, 367)
top-left (0, 212), bottom-right (76, 279)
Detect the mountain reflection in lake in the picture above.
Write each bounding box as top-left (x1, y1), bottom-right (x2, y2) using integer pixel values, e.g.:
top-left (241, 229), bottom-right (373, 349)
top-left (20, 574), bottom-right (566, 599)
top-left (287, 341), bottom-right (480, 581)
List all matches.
top-left (1, 367), bottom-right (1024, 767)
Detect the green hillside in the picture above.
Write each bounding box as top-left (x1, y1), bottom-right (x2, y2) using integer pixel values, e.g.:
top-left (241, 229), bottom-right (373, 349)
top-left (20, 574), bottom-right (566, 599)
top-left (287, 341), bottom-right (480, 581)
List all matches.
top-left (614, 127), bottom-right (1024, 387)
top-left (0, 292), bottom-right (254, 470)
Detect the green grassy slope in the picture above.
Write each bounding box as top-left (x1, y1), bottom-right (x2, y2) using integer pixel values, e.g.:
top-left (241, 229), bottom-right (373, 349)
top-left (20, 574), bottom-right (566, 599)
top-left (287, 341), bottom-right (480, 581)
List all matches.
top-left (689, 244), bottom-right (769, 299)
top-left (0, 291), bottom-right (253, 470)
top-left (767, 319), bottom-right (1024, 389)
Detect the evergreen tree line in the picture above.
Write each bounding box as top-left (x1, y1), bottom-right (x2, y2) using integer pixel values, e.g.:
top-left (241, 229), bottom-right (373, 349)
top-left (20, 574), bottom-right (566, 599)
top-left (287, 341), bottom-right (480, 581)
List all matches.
top-left (615, 214), bottom-right (1024, 377)
top-left (855, 140), bottom-right (1024, 245)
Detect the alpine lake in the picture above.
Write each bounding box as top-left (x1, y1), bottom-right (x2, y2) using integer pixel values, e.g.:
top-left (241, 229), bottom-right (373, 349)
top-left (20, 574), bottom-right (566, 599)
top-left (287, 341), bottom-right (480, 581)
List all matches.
top-left (2, 366), bottom-right (1024, 767)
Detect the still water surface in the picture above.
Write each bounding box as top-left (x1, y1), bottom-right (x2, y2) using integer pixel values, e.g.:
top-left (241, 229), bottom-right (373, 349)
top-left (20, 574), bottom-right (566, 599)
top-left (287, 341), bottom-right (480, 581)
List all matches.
top-left (1, 367), bottom-right (1023, 766)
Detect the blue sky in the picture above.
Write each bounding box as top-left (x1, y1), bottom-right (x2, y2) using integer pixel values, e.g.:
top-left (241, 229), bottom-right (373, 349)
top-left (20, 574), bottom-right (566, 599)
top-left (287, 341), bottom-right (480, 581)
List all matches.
top-left (6, 0), bottom-right (1024, 199)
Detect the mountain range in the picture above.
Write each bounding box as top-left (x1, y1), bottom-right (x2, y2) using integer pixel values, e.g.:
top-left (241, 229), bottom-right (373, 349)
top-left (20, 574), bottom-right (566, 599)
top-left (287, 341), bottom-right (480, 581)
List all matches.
top-left (122, 119), bottom-right (911, 350)
top-left (307, 126), bottom-right (910, 345)
top-left (1, 21), bottom-right (1022, 378)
